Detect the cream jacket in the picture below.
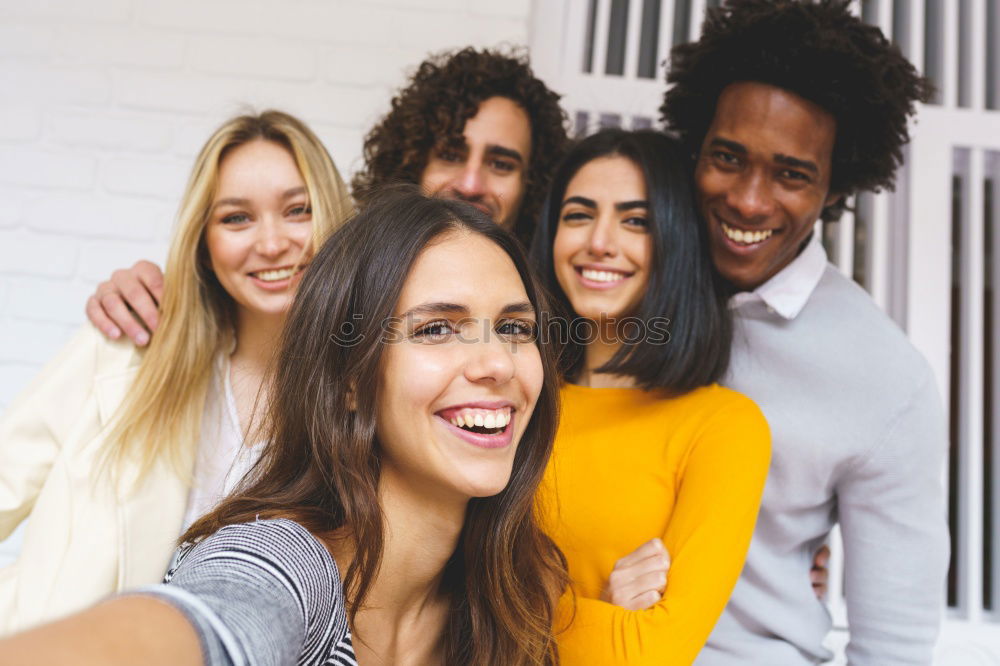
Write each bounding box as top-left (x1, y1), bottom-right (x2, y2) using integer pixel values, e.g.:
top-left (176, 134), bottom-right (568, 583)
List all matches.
top-left (0, 325), bottom-right (194, 635)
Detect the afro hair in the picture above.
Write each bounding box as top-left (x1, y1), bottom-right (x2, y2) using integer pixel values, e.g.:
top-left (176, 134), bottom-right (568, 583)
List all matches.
top-left (660, 0), bottom-right (933, 221)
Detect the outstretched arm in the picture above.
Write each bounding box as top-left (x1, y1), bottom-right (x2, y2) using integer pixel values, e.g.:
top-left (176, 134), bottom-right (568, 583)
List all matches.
top-left (0, 596), bottom-right (202, 666)
top-left (85, 260), bottom-right (164, 346)
top-left (556, 398), bottom-right (771, 666)
top-left (0, 520), bottom-right (346, 666)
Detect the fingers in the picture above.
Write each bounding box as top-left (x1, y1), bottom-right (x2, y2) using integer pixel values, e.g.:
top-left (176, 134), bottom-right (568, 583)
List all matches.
top-left (603, 567), bottom-right (668, 610)
top-left (811, 544), bottom-right (831, 600)
top-left (630, 590), bottom-right (662, 611)
top-left (85, 293), bottom-right (122, 341)
top-left (133, 260), bottom-right (165, 304)
top-left (601, 538), bottom-right (671, 610)
top-left (631, 568), bottom-right (668, 596)
top-left (85, 261), bottom-right (165, 346)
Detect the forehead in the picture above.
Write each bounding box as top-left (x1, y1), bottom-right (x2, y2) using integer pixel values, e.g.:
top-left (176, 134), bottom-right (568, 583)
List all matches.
top-left (459, 96), bottom-right (532, 155)
top-left (708, 82), bottom-right (836, 168)
top-left (395, 231), bottom-right (530, 313)
top-left (216, 139), bottom-right (303, 192)
top-left (565, 155), bottom-right (647, 200)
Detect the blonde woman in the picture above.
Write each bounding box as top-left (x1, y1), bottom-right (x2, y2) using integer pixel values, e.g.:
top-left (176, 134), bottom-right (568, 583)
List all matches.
top-left (0, 110), bottom-right (353, 636)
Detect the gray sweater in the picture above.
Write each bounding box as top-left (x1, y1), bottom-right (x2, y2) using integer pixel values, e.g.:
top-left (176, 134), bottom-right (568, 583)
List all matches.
top-left (697, 253), bottom-right (949, 665)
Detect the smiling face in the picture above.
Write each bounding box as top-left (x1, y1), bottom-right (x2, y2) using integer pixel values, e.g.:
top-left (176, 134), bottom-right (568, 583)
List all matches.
top-left (376, 231), bottom-right (544, 503)
top-left (203, 139), bottom-right (312, 324)
top-left (695, 81), bottom-right (839, 291)
top-left (419, 96), bottom-right (532, 231)
top-left (552, 155), bottom-right (652, 321)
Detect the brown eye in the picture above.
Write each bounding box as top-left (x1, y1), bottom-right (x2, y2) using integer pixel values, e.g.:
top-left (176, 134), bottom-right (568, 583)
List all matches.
top-left (413, 320), bottom-right (454, 341)
top-left (497, 319), bottom-right (537, 342)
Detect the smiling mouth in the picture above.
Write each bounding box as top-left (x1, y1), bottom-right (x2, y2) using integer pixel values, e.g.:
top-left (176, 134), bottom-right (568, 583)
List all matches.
top-left (576, 267), bottom-right (633, 285)
top-left (435, 406), bottom-right (515, 449)
top-left (720, 221), bottom-right (775, 246)
top-left (249, 265), bottom-right (306, 282)
top-left (445, 407), bottom-right (511, 434)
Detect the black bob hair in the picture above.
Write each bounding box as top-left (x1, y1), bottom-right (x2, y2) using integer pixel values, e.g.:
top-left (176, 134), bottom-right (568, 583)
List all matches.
top-left (529, 128), bottom-right (731, 393)
top-left (660, 0), bottom-right (933, 222)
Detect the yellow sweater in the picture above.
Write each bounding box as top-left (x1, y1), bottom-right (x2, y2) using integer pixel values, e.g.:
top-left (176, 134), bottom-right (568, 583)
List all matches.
top-left (540, 382), bottom-right (771, 665)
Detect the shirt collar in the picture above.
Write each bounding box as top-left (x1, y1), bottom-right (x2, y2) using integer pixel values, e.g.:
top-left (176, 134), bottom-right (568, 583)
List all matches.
top-left (728, 235), bottom-right (828, 320)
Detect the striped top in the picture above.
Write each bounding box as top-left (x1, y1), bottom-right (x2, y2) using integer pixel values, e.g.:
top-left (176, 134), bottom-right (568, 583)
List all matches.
top-left (141, 518), bottom-right (356, 666)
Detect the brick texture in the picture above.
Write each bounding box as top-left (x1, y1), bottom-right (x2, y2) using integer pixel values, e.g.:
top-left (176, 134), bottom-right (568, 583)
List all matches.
top-left (0, 0), bottom-right (531, 413)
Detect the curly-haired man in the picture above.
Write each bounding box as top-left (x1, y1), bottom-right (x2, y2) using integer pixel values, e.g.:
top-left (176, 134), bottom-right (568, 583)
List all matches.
top-left (83, 47), bottom-right (568, 344)
top-left (660, 2), bottom-right (948, 664)
top-left (352, 47), bottom-right (567, 244)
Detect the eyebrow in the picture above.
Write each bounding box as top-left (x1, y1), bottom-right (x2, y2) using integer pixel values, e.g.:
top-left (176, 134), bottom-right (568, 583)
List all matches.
top-left (212, 186), bottom-right (307, 210)
top-left (561, 196), bottom-right (648, 211)
top-left (708, 138), bottom-right (819, 175)
top-left (486, 145), bottom-right (524, 164)
top-left (774, 153), bottom-right (819, 175)
top-left (400, 301), bottom-right (535, 319)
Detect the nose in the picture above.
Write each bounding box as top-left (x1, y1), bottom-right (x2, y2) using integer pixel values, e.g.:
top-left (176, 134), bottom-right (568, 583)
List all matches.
top-left (452, 160), bottom-right (486, 199)
top-left (463, 333), bottom-right (516, 386)
top-left (254, 218), bottom-right (292, 258)
top-left (586, 214), bottom-right (618, 258)
top-left (726, 170), bottom-right (776, 221)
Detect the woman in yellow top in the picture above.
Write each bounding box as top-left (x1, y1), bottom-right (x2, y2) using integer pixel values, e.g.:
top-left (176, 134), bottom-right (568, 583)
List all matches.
top-left (529, 129), bottom-right (771, 665)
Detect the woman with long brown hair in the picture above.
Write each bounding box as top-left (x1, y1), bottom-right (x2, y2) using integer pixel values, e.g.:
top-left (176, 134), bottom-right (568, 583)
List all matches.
top-left (0, 189), bottom-right (568, 665)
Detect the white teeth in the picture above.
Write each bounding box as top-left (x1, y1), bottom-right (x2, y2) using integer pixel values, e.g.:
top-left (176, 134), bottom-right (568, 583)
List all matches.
top-left (722, 223), bottom-right (773, 245)
top-left (254, 267), bottom-right (297, 282)
top-left (581, 268), bottom-right (627, 283)
top-left (448, 408), bottom-right (511, 431)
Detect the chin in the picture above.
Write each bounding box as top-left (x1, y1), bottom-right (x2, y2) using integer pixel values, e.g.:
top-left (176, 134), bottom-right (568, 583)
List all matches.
top-left (456, 468), bottom-right (515, 499)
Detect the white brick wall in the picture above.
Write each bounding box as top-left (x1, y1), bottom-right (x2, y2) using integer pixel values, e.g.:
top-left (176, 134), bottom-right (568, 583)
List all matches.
top-left (0, 0), bottom-right (531, 409)
top-left (0, 0), bottom-right (531, 563)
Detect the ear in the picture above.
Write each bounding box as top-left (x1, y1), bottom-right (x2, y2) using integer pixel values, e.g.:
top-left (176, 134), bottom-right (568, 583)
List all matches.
top-left (824, 191), bottom-right (844, 209)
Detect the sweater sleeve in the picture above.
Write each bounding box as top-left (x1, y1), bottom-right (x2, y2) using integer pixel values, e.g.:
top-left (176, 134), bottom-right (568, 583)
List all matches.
top-left (838, 370), bottom-right (949, 665)
top-left (138, 519), bottom-right (350, 666)
top-left (555, 396), bottom-right (771, 666)
top-left (0, 325), bottom-right (113, 539)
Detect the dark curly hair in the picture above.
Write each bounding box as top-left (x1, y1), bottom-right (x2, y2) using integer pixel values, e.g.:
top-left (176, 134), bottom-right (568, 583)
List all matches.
top-left (660, 0), bottom-right (933, 221)
top-left (351, 46), bottom-right (568, 243)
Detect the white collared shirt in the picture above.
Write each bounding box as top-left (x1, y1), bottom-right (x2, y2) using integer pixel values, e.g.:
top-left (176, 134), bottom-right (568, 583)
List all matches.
top-left (728, 236), bottom-right (828, 320)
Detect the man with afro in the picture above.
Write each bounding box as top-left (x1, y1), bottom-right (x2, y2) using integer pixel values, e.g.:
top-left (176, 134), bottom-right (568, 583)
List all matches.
top-left (661, 1), bottom-right (948, 664)
top-left (83, 47), bottom-right (568, 342)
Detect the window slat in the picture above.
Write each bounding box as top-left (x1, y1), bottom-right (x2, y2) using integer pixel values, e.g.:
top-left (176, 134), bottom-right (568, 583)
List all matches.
top-left (622, 0), bottom-right (644, 79)
top-left (655, 0), bottom-right (676, 81)
top-left (592, 0), bottom-right (612, 79)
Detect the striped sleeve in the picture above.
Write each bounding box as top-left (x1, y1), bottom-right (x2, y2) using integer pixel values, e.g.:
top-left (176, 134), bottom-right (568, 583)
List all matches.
top-left (139, 519), bottom-right (351, 666)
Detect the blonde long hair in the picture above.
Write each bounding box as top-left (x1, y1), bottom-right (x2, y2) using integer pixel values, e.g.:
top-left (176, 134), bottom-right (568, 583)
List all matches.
top-left (103, 110), bottom-right (353, 485)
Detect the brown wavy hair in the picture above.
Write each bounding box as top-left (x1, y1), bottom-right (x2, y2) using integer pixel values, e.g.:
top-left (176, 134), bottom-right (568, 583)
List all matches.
top-left (351, 47), bottom-right (568, 244)
top-left (184, 188), bottom-right (567, 665)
